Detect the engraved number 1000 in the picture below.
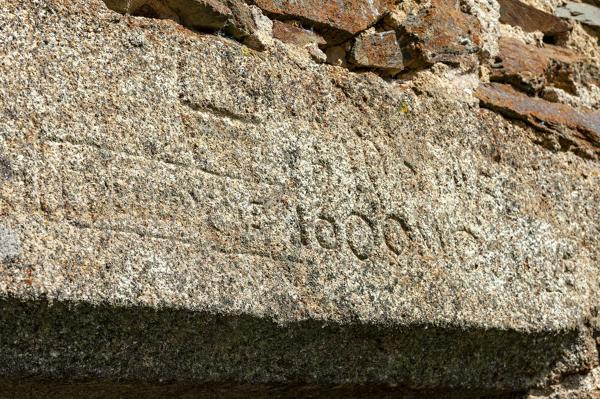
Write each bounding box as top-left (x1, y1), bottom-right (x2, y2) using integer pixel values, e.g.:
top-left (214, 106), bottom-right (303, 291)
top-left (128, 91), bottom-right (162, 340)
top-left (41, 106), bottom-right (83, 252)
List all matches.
top-left (295, 206), bottom-right (411, 261)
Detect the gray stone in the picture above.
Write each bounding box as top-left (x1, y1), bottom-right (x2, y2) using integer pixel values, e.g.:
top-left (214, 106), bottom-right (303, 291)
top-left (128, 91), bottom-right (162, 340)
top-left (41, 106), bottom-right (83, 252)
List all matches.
top-left (556, 1), bottom-right (600, 28)
top-left (0, 0), bottom-right (599, 396)
top-left (224, 3), bottom-right (273, 50)
top-left (0, 225), bottom-right (20, 262)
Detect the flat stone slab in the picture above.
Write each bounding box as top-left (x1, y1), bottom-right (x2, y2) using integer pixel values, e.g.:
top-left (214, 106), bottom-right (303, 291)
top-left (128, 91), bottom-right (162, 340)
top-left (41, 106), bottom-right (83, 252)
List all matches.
top-left (251, 0), bottom-right (396, 43)
top-left (476, 82), bottom-right (600, 158)
top-left (491, 37), bottom-right (582, 94)
top-left (498, 0), bottom-right (570, 39)
top-left (0, 0), bottom-right (599, 394)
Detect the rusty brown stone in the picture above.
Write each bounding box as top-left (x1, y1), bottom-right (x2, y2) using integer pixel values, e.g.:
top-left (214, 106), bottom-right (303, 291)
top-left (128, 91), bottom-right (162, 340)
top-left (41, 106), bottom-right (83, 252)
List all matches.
top-left (272, 20), bottom-right (326, 47)
top-left (476, 83), bottom-right (600, 158)
top-left (250, 0), bottom-right (397, 43)
top-left (398, 0), bottom-right (481, 70)
top-left (498, 0), bottom-right (570, 41)
top-left (349, 30), bottom-right (403, 72)
top-left (491, 37), bottom-right (582, 94)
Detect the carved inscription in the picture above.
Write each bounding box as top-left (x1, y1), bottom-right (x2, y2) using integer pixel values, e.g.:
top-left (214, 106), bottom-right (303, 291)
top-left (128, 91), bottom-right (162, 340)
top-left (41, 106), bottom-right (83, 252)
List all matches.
top-left (292, 207), bottom-right (482, 261)
top-left (314, 216), bottom-right (339, 249)
top-left (32, 141), bottom-right (482, 264)
top-left (345, 213), bottom-right (376, 260)
top-left (383, 216), bottom-right (411, 255)
top-left (295, 207), bottom-right (421, 261)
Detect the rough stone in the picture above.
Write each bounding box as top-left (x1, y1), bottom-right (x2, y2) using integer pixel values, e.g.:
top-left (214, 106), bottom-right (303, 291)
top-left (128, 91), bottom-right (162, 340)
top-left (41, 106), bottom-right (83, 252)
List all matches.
top-left (397, 0), bottom-right (482, 70)
top-left (498, 0), bottom-right (570, 41)
top-left (349, 30), bottom-right (404, 73)
top-left (304, 42), bottom-right (327, 64)
top-left (0, 225), bottom-right (20, 263)
top-left (490, 37), bottom-right (582, 93)
top-left (243, 4), bottom-right (274, 50)
top-left (1, 0), bottom-right (599, 396)
top-left (222, 2), bottom-right (273, 50)
top-left (460, 0), bottom-right (502, 61)
top-left (105, 0), bottom-right (233, 30)
top-left (325, 44), bottom-right (349, 67)
top-left (250, 0), bottom-right (397, 44)
top-left (527, 369), bottom-right (600, 398)
top-left (476, 82), bottom-right (600, 159)
top-left (105, 0), bottom-right (275, 49)
top-left (112, 0), bottom-right (183, 21)
top-left (556, 1), bottom-right (600, 28)
top-left (541, 83), bottom-right (600, 110)
top-left (271, 20), bottom-right (326, 47)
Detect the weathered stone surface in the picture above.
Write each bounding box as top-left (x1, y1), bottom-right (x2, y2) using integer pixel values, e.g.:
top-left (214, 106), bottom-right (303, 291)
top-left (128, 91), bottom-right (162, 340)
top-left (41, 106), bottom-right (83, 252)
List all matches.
top-left (527, 367), bottom-right (600, 398)
top-left (222, 1), bottom-right (260, 45)
top-left (0, 225), bottom-right (20, 263)
top-left (491, 37), bottom-right (582, 93)
top-left (305, 42), bottom-right (327, 63)
top-left (325, 44), bottom-right (349, 67)
top-left (105, 0), bottom-right (274, 49)
top-left (1, 0), bottom-right (599, 396)
top-left (225, 2), bottom-right (274, 50)
top-left (349, 30), bottom-right (404, 72)
top-left (556, 1), bottom-right (600, 28)
top-left (271, 20), bottom-right (326, 47)
top-left (250, 0), bottom-right (396, 43)
top-left (476, 83), bottom-right (600, 158)
top-left (105, 0), bottom-right (233, 29)
top-left (106, 0), bottom-right (182, 21)
top-left (398, 0), bottom-right (481, 70)
top-left (498, 0), bottom-right (570, 40)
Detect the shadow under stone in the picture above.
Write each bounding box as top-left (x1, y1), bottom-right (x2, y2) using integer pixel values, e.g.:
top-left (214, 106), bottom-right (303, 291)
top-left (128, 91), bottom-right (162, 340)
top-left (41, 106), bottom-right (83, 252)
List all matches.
top-left (0, 296), bottom-right (579, 398)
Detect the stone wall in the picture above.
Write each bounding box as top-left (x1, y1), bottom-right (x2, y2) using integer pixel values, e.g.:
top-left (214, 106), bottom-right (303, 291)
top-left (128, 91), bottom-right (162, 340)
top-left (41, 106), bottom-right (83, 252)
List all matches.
top-left (0, 0), bottom-right (599, 397)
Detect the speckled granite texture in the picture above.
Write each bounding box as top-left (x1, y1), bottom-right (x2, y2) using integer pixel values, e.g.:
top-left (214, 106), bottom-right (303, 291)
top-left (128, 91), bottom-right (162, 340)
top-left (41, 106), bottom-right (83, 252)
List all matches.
top-left (0, 0), bottom-right (598, 397)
